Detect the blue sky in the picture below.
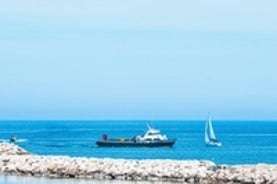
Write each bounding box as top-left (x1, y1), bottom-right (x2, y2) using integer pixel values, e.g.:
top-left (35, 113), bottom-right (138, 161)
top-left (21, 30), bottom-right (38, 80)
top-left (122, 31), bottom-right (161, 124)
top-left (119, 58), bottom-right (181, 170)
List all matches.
top-left (0, 0), bottom-right (277, 120)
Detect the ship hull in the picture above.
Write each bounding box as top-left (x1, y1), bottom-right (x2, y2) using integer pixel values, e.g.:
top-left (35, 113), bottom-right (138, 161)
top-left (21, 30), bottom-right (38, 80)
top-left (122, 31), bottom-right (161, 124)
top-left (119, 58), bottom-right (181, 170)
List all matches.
top-left (96, 139), bottom-right (176, 147)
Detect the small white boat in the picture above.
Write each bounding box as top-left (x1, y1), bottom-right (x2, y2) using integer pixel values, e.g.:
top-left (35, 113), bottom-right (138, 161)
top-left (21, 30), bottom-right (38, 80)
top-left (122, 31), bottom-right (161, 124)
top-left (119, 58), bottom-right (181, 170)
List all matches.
top-left (10, 136), bottom-right (17, 143)
top-left (205, 114), bottom-right (222, 147)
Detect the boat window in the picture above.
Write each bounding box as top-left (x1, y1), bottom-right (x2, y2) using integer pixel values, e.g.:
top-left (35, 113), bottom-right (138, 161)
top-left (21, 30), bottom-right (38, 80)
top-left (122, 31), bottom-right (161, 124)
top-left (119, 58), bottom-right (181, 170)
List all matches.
top-left (148, 133), bottom-right (158, 135)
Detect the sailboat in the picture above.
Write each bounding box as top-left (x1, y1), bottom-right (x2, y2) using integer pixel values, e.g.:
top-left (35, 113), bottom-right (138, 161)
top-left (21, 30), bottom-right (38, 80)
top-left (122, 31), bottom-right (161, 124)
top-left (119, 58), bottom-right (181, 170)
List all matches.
top-left (205, 114), bottom-right (222, 147)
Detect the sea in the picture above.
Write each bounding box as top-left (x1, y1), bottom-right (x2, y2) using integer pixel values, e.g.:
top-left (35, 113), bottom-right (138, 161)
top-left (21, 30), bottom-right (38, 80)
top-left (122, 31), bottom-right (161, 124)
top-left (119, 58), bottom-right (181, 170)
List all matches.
top-left (0, 120), bottom-right (277, 183)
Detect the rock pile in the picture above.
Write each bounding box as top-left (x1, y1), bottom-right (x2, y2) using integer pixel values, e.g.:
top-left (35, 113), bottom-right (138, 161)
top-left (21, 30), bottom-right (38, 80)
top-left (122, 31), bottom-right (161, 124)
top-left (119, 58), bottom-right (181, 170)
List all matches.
top-left (0, 155), bottom-right (215, 182)
top-left (209, 164), bottom-right (277, 184)
top-left (0, 143), bottom-right (276, 183)
top-left (0, 143), bottom-right (29, 156)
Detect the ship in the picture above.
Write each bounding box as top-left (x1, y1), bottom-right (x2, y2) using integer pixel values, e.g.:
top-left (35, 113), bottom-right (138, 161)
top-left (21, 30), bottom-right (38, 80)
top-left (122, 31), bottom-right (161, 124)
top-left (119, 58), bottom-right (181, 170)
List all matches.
top-left (96, 123), bottom-right (176, 147)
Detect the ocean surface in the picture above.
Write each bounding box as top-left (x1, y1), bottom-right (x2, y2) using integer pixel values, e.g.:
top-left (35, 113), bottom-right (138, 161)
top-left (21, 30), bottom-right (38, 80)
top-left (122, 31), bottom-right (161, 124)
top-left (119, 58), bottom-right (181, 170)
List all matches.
top-left (1, 120), bottom-right (277, 184)
top-left (0, 120), bottom-right (276, 165)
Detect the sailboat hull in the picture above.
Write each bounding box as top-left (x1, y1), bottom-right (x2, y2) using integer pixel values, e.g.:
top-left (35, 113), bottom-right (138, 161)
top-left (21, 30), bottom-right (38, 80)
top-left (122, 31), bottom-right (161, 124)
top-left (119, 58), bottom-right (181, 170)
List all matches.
top-left (206, 143), bottom-right (222, 147)
top-left (205, 141), bottom-right (222, 147)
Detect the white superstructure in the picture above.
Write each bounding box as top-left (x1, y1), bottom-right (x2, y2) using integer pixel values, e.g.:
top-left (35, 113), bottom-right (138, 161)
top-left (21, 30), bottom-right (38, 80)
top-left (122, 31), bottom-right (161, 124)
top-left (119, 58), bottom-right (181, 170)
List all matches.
top-left (135, 124), bottom-right (168, 141)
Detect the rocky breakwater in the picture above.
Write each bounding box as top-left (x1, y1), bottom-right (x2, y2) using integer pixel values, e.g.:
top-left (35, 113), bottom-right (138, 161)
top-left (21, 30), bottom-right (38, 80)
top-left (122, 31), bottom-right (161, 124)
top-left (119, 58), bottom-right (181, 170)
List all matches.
top-left (0, 143), bottom-right (277, 183)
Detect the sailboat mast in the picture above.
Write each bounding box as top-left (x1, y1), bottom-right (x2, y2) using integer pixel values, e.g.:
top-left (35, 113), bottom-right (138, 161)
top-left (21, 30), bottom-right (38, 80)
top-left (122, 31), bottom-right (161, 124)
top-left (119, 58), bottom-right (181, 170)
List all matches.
top-left (205, 115), bottom-right (210, 143)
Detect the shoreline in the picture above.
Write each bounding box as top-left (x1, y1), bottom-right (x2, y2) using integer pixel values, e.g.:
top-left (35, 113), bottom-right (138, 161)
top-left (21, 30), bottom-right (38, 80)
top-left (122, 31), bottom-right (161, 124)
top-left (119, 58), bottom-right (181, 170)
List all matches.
top-left (0, 143), bottom-right (276, 183)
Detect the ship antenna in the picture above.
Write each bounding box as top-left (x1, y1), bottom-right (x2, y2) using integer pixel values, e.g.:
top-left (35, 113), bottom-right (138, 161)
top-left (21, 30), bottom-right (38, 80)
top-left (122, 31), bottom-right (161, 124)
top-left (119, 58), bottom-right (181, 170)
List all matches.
top-left (146, 122), bottom-right (153, 130)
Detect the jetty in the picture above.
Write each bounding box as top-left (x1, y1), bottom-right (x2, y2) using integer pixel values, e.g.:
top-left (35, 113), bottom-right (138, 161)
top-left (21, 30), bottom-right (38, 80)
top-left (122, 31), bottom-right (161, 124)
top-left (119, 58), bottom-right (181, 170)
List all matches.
top-left (0, 143), bottom-right (276, 183)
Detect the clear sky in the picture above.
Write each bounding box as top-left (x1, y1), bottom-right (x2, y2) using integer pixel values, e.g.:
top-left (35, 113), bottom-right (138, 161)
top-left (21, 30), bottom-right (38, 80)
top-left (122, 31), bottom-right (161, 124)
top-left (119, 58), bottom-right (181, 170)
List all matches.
top-left (0, 0), bottom-right (277, 120)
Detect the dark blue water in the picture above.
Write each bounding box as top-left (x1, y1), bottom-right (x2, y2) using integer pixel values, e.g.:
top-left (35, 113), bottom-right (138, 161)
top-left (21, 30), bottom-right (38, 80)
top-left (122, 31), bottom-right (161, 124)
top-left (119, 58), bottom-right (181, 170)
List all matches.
top-left (0, 120), bottom-right (276, 165)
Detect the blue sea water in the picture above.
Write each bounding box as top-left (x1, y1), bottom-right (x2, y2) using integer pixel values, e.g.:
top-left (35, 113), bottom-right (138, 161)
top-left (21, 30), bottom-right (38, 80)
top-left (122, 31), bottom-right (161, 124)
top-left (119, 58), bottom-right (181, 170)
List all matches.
top-left (0, 120), bottom-right (277, 165)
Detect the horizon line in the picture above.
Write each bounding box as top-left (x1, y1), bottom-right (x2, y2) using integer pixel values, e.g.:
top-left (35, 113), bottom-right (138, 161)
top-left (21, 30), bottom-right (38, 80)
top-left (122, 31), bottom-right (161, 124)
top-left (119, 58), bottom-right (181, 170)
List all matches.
top-left (0, 119), bottom-right (277, 122)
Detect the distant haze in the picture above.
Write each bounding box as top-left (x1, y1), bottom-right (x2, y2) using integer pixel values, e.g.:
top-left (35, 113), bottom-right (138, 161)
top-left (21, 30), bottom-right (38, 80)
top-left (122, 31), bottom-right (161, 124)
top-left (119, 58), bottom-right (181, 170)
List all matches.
top-left (0, 0), bottom-right (277, 120)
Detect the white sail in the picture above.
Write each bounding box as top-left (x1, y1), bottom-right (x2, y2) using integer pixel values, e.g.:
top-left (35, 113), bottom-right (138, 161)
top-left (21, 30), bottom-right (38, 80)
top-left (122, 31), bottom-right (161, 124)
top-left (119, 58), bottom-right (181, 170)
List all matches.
top-left (208, 115), bottom-right (217, 140)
